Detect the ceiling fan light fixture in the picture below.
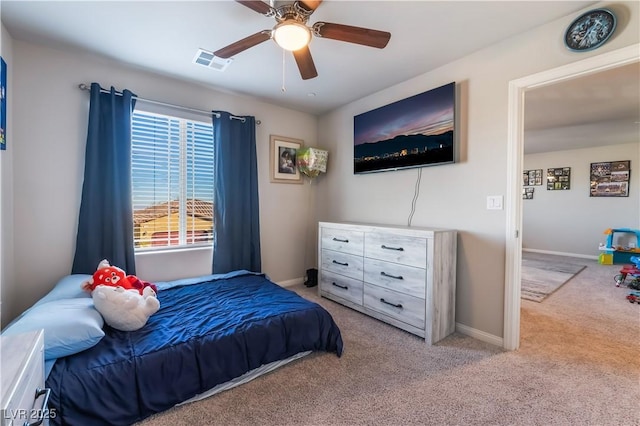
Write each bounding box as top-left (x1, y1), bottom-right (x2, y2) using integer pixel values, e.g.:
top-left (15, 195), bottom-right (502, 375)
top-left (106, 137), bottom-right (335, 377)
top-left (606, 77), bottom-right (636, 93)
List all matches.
top-left (273, 21), bottom-right (311, 51)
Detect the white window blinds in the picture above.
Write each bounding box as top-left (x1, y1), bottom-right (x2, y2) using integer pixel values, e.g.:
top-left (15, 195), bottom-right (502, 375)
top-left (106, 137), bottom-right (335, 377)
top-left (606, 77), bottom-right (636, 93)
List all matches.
top-left (131, 110), bottom-right (214, 250)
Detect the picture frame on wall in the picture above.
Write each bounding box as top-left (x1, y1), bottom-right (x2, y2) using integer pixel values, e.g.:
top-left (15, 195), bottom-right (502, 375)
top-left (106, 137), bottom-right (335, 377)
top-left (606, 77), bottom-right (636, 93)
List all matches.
top-left (523, 169), bottom-right (542, 186)
top-left (547, 167), bottom-right (571, 190)
top-left (590, 160), bottom-right (630, 197)
top-left (270, 135), bottom-right (303, 184)
top-left (522, 187), bottom-right (535, 199)
top-left (0, 57), bottom-right (6, 151)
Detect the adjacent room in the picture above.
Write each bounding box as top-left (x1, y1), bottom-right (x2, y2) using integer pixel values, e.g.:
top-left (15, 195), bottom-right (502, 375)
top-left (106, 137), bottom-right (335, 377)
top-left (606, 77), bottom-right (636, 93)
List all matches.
top-left (518, 61), bottom-right (639, 395)
top-left (0, 1), bottom-right (638, 425)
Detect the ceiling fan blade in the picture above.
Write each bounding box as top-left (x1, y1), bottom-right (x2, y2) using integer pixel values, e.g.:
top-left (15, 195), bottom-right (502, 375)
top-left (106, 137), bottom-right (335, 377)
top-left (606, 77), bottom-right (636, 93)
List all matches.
top-left (236, 0), bottom-right (275, 16)
top-left (293, 46), bottom-right (318, 80)
top-left (313, 22), bottom-right (391, 49)
top-left (214, 30), bottom-right (272, 59)
top-left (297, 0), bottom-right (323, 12)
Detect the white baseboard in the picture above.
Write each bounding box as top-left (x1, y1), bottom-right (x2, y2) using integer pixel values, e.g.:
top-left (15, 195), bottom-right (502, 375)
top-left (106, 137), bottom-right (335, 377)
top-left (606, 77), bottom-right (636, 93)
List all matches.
top-left (456, 322), bottom-right (503, 348)
top-left (523, 248), bottom-right (598, 260)
top-left (277, 277), bottom-right (305, 288)
top-left (279, 278), bottom-right (505, 348)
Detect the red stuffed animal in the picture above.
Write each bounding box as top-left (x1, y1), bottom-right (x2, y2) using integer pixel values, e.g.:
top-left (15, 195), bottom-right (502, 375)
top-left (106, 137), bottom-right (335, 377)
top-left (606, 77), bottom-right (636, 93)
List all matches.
top-left (82, 259), bottom-right (157, 295)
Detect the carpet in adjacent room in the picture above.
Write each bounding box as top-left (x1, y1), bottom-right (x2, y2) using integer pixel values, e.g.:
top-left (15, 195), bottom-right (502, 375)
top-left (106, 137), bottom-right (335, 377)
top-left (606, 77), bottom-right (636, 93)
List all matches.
top-left (521, 257), bottom-right (586, 302)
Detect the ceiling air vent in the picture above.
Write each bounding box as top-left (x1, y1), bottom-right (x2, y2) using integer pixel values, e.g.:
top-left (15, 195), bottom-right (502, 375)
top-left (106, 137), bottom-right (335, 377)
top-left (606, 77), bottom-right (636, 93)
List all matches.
top-left (193, 48), bottom-right (233, 71)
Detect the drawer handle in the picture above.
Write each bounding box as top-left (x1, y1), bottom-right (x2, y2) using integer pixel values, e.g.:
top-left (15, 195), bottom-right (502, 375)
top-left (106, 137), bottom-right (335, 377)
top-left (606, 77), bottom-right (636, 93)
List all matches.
top-left (333, 237), bottom-right (349, 243)
top-left (332, 282), bottom-right (348, 290)
top-left (381, 271), bottom-right (403, 280)
top-left (381, 244), bottom-right (404, 251)
top-left (24, 387), bottom-right (51, 426)
top-left (380, 298), bottom-right (403, 309)
top-left (332, 260), bottom-right (349, 266)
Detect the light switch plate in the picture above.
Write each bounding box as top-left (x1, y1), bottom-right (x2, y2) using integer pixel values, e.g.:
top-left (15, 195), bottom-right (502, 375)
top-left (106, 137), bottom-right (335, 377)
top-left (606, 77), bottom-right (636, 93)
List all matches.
top-left (487, 195), bottom-right (503, 210)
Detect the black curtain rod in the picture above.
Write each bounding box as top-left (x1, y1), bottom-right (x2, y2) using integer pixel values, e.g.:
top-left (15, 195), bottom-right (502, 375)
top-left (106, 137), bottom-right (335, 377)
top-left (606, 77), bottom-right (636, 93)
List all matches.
top-left (78, 83), bottom-right (261, 124)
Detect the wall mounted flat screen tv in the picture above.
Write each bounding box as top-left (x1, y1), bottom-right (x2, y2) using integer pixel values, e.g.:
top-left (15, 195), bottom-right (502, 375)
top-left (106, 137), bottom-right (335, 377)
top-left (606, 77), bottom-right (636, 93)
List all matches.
top-left (354, 82), bottom-right (455, 174)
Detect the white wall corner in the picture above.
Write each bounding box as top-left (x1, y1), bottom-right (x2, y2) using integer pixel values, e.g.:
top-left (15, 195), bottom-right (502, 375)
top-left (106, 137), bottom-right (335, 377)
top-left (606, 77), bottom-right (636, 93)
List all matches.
top-left (456, 322), bottom-right (504, 348)
top-left (276, 277), bottom-right (305, 288)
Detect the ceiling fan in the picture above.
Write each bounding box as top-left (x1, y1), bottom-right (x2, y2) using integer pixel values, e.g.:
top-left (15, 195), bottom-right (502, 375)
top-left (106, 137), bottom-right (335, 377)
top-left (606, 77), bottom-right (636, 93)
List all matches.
top-left (214, 0), bottom-right (391, 80)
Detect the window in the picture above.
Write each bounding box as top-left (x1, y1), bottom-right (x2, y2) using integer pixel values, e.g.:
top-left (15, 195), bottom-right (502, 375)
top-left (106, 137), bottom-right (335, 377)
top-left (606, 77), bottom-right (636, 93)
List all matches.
top-left (131, 110), bottom-right (214, 250)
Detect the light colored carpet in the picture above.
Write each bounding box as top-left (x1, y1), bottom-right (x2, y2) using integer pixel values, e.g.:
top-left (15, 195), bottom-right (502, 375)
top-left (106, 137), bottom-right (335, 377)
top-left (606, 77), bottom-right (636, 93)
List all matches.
top-left (521, 257), bottom-right (586, 302)
top-left (137, 255), bottom-right (639, 426)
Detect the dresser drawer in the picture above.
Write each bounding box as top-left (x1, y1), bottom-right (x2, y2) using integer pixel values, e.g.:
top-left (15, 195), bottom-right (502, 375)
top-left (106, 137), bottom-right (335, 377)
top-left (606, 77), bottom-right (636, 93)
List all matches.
top-left (363, 258), bottom-right (426, 299)
top-left (320, 270), bottom-right (363, 305)
top-left (364, 284), bottom-right (425, 329)
top-left (1, 330), bottom-right (47, 426)
top-left (321, 227), bottom-right (364, 256)
top-left (365, 232), bottom-right (427, 268)
top-left (321, 249), bottom-right (364, 281)
top-left (12, 359), bottom-right (45, 426)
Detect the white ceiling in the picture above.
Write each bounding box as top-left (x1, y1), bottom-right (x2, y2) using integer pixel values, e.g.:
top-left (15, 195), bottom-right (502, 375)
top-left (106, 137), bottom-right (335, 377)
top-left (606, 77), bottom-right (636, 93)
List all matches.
top-left (2, 0), bottom-right (638, 153)
top-left (524, 62), bottom-right (640, 154)
top-left (1, 0), bottom-right (599, 115)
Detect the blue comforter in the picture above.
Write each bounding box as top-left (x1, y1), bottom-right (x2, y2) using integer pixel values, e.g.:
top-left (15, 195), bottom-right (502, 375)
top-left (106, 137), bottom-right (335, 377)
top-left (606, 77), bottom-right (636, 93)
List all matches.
top-left (47, 272), bottom-right (343, 425)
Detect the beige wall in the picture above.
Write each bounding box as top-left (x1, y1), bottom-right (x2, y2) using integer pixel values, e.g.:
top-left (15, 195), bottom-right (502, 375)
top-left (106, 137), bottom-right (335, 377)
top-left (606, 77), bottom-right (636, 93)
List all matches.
top-left (4, 39), bottom-right (318, 323)
top-left (2, 2), bottom-right (638, 339)
top-left (315, 2), bottom-right (640, 340)
top-left (0, 24), bottom-right (15, 328)
top-left (523, 143), bottom-right (640, 256)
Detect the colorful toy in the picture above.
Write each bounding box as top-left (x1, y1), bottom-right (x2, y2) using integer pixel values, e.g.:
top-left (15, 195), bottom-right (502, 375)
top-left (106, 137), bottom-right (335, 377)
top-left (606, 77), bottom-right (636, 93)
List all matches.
top-left (599, 228), bottom-right (640, 264)
top-left (82, 259), bottom-right (157, 295)
top-left (626, 291), bottom-right (640, 304)
top-left (598, 252), bottom-right (613, 265)
top-left (92, 285), bottom-right (160, 331)
top-left (614, 256), bottom-right (640, 289)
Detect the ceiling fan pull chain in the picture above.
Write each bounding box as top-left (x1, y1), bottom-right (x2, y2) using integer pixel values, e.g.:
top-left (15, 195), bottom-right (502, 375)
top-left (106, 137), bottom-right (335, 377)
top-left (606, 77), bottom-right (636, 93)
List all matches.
top-left (281, 48), bottom-right (287, 92)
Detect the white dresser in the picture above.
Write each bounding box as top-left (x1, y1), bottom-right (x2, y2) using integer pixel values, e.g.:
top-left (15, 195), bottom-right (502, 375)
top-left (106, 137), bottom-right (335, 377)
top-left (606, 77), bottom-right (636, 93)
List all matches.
top-left (1, 330), bottom-right (49, 426)
top-left (318, 222), bottom-right (457, 345)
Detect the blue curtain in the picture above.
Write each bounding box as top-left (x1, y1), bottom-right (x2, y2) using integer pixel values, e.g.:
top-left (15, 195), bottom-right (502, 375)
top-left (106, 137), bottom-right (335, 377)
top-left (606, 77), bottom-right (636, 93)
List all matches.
top-left (212, 111), bottom-right (261, 274)
top-left (72, 83), bottom-right (137, 274)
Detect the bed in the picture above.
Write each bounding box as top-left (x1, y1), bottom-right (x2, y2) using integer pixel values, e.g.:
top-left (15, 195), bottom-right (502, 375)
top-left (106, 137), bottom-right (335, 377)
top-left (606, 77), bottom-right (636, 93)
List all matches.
top-left (4, 270), bottom-right (343, 426)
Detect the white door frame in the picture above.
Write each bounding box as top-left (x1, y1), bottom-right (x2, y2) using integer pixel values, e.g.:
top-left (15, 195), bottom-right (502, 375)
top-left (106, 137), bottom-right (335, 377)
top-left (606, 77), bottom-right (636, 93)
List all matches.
top-left (504, 44), bottom-right (640, 350)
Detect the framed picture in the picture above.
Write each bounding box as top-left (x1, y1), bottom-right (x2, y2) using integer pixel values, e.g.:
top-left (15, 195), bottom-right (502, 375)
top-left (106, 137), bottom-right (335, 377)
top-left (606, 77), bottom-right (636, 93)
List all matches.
top-left (547, 167), bottom-right (571, 190)
top-left (523, 169), bottom-right (542, 186)
top-left (522, 187), bottom-right (535, 199)
top-left (590, 160), bottom-right (630, 197)
top-left (270, 135), bottom-right (303, 184)
top-left (0, 57), bottom-right (6, 151)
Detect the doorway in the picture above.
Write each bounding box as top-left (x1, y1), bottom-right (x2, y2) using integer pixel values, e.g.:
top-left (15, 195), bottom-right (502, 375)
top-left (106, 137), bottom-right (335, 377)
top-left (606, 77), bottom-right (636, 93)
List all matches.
top-left (503, 43), bottom-right (640, 350)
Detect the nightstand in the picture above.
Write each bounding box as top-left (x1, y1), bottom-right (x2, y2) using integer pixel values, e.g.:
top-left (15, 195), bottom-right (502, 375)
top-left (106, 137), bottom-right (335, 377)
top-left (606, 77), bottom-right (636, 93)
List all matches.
top-left (1, 329), bottom-right (50, 426)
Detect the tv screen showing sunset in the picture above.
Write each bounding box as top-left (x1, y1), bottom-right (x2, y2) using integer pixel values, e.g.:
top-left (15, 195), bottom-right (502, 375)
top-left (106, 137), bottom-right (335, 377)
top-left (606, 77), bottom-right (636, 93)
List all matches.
top-left (354, 82), bottom-right (455, 174)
